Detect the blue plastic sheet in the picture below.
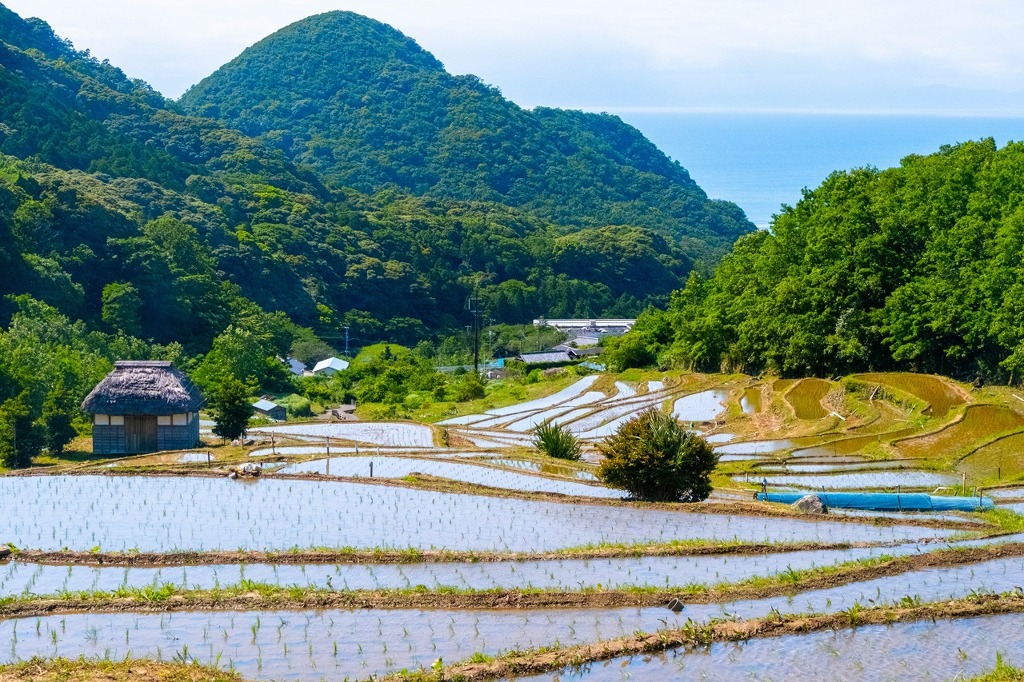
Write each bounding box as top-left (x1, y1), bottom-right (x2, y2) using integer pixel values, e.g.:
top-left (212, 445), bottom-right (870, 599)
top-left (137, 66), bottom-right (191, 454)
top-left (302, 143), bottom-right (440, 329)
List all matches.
top-left (755, 491), bottom-right (994, 512)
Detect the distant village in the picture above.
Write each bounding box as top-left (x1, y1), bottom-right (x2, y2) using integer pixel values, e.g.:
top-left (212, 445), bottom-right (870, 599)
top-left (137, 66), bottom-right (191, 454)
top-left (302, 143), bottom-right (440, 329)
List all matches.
top-left (79, 319), bottom-right (634, 456)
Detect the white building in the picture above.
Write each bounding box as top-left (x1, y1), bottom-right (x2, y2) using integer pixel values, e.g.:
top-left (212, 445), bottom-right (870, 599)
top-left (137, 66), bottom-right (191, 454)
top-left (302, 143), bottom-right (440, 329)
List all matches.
top-left (312, 357), bottom-right (350, 376)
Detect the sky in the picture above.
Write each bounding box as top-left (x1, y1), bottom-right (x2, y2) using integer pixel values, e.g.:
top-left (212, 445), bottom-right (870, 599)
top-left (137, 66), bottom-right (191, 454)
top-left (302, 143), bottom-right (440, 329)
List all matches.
top-left (6, 0), bottom-right (1024, 113)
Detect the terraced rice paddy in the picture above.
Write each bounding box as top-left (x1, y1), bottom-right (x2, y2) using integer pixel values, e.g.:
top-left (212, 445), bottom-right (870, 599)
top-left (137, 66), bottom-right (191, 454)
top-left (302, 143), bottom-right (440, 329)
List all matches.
top-left (749, 470), bottom-right (957, 490)
top-left (958, 431), bottom-right (1024, 480)
top-left (786, 378), bottom-right (831, 419)
top-left (791, 429), bottom-right (916, 457)
top-left (275, 456), bottom-right (620, 498)
top-left (896, 404), bottom-right (1024, 460)
top-left (0, 476), bottom-right (953, 553)
top-left (740, 387), bottom-right (763, 414)
top-left (543, 613), bottom-right (1024, 681)
top-left (0, 542), bottom-right (948, 597)
top-left (10, 370), bottom-right (1024, 680)
top-left (7, 550), bottom-right (1024, 680)
top-left (855, 372), bottom-right (966, 418)
top-left (671, 389), bottom-right (729, 422)
top-left (251, 422), bottom-right (435, 447)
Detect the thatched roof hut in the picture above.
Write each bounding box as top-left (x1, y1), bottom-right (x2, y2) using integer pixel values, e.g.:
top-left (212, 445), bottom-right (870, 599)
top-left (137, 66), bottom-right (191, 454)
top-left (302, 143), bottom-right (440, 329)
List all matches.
top-left (82, 361), bottom-right (204, 455)
top-left (81, 361), bottom-right (203, 414)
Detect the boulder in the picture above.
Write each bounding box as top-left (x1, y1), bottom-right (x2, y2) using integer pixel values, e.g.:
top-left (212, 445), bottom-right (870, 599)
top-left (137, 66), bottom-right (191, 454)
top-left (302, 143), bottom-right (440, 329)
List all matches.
top-left (791, 494), bottom-right (828, 514)
top-left (232, 463), bottom-right (263, 478)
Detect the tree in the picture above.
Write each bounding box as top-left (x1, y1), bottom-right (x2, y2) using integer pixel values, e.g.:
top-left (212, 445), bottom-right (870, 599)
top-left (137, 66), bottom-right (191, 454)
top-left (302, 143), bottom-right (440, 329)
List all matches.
top-left (598, 409), bottom-right (718, 502)
top-left (101, 282), bottom-right (143, 336)
top-left (41, 377), bottom-right (78, 456)
top-left (208, 378), bottom-right (254, 442)
top-left (0, 393), bottom-right (41, 468)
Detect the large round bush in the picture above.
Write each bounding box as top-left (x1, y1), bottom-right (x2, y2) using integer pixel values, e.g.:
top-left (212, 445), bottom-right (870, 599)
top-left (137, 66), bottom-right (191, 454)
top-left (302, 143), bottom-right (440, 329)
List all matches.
top-left (598, 409), bottom-right (718, 501)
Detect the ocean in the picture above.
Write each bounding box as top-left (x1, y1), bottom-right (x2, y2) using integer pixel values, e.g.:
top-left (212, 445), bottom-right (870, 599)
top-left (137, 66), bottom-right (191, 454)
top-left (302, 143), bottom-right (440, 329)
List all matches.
top-left (616, 112), bottom-right (1024, 228)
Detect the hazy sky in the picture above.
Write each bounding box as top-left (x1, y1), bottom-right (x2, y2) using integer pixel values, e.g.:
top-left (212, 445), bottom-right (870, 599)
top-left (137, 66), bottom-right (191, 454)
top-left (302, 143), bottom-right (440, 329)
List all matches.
top-left (6, 0), bottom-right (1024, 113)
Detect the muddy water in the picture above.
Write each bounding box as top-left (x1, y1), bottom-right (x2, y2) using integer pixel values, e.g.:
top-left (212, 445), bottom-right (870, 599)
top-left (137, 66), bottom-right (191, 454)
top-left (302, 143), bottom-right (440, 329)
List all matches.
top-left (7, 553), bottom-right (1024, 680)
top-left (542, 613), bottom-right (1024, 681)
top-left (0, 476), bottom-right (954, 553)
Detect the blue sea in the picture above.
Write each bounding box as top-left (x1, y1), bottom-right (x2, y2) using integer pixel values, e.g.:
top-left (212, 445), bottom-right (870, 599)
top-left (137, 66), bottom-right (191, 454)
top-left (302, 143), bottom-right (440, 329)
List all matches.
top-left (616, 112), bottom-right (1024, 227)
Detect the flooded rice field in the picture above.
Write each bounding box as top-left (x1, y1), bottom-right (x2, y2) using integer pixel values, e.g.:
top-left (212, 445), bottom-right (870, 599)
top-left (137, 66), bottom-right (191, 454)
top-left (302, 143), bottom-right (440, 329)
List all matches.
top-left (480, 457), bottom-right (598, 481)
top-left (854, 372), bottom-right (966, 419)
top-left (0, 541), bottom-right (962, 597)
top-left (671, 390), bottom-right (729, 423)
top-left (250, 422), bottom-right (435, 448)
top-left (543, 613), bottom-right (1024, 681)
top-left (750, 471), bottom-right (957, 490)
top-left (786, 378), bottom-right (831, 420)
top-left (6, 552), bottom-right (1024, 679)
top-left (0, 476), bottom-right (957, 553)
top-left (274, 456), bottom-right (620, 498)
top-left (896, 404), bottom-right (1024, 460)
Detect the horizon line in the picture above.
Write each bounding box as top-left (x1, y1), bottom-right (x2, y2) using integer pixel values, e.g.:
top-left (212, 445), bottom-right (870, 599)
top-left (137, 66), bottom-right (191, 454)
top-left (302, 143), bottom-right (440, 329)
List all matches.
top-left (527, 105), bottom-right (1024, 118)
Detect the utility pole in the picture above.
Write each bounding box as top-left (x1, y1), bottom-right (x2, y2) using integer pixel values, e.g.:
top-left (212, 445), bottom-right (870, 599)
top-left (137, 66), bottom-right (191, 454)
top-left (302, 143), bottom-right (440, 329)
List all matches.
top-left (343, 326), bottom-right (350, 356)
top-left (466, 291), bottom-right (482, 374)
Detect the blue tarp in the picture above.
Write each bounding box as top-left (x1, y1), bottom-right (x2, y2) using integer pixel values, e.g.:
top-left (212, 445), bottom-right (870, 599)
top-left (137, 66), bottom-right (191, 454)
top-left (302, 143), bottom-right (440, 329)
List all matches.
top-left (755, 491), bottom-right (994, 512)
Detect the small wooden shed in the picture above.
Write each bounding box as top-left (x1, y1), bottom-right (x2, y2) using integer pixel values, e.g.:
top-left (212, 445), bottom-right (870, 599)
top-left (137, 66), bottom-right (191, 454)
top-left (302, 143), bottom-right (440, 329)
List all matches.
top-left (253, 398), bottom-right (286, 421)
top-left (81, 361), bottom-right (204, 455)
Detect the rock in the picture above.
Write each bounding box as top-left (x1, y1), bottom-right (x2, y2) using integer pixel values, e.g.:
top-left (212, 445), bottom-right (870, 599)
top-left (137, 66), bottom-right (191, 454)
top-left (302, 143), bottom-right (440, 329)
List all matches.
top-left (791, 494), bottom-right (828, 515)
top-left (232, 462), bottom-right (263, 478)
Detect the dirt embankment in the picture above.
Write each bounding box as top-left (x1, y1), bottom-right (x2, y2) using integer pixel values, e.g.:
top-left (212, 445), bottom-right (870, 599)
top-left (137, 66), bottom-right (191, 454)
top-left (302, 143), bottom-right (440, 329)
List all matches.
top-left (13, 540), bottom-right (881, 568)
top-left (0, 658), bottom-right (245, 682)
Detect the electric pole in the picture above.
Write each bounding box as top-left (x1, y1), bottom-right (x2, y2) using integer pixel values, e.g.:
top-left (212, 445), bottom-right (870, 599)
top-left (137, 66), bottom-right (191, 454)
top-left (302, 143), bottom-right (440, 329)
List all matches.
top-left (466, 291), bottom-right (482, 374)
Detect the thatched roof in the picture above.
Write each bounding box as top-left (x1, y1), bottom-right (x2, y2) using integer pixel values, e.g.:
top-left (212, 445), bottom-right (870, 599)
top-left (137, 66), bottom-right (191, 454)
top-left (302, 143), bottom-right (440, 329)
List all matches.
top-left (81, 361), bottom-right (204, 415)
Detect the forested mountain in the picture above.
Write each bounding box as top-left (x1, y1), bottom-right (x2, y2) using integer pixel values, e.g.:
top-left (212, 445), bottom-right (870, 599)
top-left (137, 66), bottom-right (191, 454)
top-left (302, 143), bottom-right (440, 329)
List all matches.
top-left (611, 139), bottom-right (1024, 382)
top-left (179, 11), bottom-right (751, 257)
top-left (0, 3), bottom-right (727, 343)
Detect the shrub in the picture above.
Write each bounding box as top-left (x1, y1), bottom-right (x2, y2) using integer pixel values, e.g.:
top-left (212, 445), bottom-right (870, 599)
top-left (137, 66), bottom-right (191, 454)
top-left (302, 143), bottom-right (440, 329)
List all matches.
top-left (597, 409), bottom-right (718, 501)
top-left (533, 420), bottom-right (582, 461)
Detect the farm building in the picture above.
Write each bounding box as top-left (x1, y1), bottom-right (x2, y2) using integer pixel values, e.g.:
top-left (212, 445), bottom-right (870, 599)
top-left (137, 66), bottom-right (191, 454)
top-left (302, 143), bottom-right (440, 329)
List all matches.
top-left (253, 398), bottom-right (286, 421)
top-left (81, 361), bottom-right (204, 455)
top-left (312, 356), bottom-right (350, 376)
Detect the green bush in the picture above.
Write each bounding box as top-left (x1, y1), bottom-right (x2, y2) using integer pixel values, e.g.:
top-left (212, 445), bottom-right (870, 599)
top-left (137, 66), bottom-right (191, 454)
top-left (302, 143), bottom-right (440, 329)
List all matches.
top-left (533, 420), bottom-right (582, 461)
top-left (597, 409), bottom-right (718, 501)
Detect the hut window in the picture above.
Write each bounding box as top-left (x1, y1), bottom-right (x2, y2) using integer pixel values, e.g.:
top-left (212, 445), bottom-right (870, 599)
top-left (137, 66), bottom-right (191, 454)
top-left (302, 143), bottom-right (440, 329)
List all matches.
top-left (94, 415), bottom-right (110, 426)
top-left (157, 416), bottom-right (172, 426)
top-left (172, 414), bottom-right (187, 426)
top-left (110, 415), bottom-right (125, 426)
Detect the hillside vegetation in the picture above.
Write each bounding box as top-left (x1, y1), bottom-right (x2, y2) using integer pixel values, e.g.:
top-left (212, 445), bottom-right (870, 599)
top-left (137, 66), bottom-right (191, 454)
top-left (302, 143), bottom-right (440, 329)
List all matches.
top-left (180, 11), bottom-right (751, 256)
top-left (612, 139), bottom-right (1024, 383)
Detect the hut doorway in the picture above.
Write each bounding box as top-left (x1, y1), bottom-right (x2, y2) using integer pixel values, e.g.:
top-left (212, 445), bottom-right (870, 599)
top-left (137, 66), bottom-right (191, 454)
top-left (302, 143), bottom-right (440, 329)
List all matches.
top-left (125, 416), bottom-right (158, 453)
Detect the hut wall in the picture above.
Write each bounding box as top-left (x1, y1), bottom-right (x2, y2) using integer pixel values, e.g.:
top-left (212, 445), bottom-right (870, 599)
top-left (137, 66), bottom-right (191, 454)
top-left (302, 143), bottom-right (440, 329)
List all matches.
top-left (157, 412), bottom-right (200, 451)
top-left (92, 424), bottom-right (126, 455)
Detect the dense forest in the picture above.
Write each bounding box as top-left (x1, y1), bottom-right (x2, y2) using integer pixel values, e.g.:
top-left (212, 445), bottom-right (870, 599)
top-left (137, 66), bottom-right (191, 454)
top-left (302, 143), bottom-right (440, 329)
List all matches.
top-left (0, 4), bottom-right (750, 465)
top-left (609, 139), bottom-right (1024, 383)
